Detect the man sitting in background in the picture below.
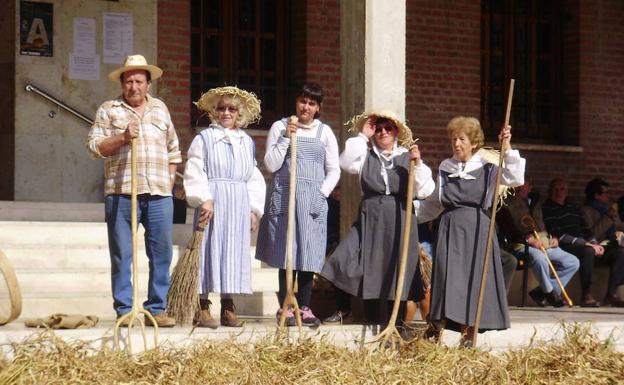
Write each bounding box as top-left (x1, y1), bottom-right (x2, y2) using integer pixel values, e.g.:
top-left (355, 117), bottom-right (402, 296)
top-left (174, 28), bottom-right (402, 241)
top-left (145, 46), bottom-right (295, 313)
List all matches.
top-left (499, 182), bottom-right (579, 307)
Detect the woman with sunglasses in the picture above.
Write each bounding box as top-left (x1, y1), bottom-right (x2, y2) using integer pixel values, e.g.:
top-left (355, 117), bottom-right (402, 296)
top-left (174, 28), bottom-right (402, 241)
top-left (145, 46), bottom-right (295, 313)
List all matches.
top-left (321, 111), bottom-right (435, 326)
top-left (256, 83), bottom-right (340, 327)
top-left (184, 86), bottom-right (266, 328)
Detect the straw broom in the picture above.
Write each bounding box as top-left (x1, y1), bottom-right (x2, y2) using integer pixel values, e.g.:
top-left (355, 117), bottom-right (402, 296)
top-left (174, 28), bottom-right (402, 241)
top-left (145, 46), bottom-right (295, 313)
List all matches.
top-left (167, 219), bottom-right (207, 325)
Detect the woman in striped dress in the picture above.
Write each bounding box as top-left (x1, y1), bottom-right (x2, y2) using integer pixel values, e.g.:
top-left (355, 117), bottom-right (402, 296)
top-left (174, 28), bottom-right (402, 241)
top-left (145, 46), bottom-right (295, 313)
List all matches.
top-left (184, 86), bottom-right (266, 328)
top-left (255, 83), bottom-right (341, 327)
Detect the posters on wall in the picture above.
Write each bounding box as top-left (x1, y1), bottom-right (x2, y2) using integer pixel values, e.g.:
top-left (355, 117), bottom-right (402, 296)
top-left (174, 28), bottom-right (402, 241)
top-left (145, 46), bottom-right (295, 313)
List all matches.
top-left (103, 12), bottom-right (133, 64)
top-left (20, 1), bottom-right (53, 57)
top-left (69, 18), bottom-right (100, 80)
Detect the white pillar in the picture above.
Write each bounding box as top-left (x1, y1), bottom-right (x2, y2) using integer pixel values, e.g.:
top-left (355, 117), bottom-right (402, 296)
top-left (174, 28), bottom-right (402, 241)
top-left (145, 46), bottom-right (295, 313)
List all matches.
top-left (365, 0), bottom-right (406, 119)
top-left (340, 0), bottom-right (406, 235)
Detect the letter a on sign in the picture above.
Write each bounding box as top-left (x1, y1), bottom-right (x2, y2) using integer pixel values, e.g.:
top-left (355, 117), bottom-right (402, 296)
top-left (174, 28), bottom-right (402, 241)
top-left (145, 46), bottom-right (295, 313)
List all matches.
top-left (20, 1), bottom-right (53, 57)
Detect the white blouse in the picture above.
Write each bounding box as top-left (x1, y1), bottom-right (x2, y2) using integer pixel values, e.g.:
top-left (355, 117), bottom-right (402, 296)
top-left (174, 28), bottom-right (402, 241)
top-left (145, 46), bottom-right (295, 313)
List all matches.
top-left (184, 126), bottom-right (266, 217)
top-left (339, 133), bottom-right (436, 200)
top-left (263, 118), bottom-right (340, 197)
top-left (414, 149), bottom-right (526, 223)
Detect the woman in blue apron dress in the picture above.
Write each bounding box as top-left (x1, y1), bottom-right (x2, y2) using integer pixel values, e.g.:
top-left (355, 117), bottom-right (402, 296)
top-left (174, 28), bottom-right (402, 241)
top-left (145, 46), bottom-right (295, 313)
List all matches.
top-left (255, 83), bottom-right (340, 326)
top-left (185, 87), bottom-right (266, 328)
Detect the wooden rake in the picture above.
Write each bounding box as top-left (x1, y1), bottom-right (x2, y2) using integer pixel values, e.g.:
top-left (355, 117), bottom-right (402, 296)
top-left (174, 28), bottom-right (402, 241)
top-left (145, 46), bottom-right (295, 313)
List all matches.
top-left (373, 139), bottom-right (419, 350)
top-left (278, 116), bottom-right (304, 333)
top-left (0, 249), bottom-right (22, 325)
top-left (113, 137), bottom-right (159, 353)
top-left (471, 78), bottom-right (515, 347)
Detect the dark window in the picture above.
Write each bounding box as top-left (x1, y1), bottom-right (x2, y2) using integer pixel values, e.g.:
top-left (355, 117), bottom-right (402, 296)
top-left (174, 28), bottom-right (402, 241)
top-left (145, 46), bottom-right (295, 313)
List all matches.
top-left (481, 0), bottom-right (564, 144)
top-left (190, 0), bottom-right (289, 128)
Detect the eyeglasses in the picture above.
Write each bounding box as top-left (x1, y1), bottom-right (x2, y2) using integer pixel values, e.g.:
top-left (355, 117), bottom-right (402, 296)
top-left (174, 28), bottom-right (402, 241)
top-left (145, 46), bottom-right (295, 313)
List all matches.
top-left (216, 105), bottom-right (239, 113)
top-left (374, 124), bottom-right (395, 134)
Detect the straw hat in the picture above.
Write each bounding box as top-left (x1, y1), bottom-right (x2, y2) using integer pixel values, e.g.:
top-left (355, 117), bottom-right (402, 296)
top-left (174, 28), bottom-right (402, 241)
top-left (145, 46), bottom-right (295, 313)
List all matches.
top-left (107, 54), bottom-right (163, 82)
top-left (347, 109), bottom-right (416, 148)
top-left (194, 86), bottom-right (262, 127)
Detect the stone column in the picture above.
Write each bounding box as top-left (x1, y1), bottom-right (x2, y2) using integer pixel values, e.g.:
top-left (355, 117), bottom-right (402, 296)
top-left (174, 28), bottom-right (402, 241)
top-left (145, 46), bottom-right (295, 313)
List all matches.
top-left (340, 0), bottom-right (406, 237)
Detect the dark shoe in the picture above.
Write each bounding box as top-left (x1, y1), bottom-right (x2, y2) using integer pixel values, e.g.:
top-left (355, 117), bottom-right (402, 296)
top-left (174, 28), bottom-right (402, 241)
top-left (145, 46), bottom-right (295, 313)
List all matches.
top-left (299, 306), bottom-right (321, 328)
top-left (423, 321), bottom-right (443, 342)
top-left (276, 308), bottom-right (296, 327)
top-left (580, 294), bottom-right (601, 308)
top-left (194, 299), bottom-right (219, 329)
top-left (528, 287), bottom-right (546, 307)
top-left (605, 294), bottom-right (624, 307)
top-left (220, 298), bottom-right (244, 327)
top-left (145, 312), bottom-right (176, 327)
top-left (322, 310), bottom-right (352, 325)
top-left (544, 291), bottom-right (565, 308)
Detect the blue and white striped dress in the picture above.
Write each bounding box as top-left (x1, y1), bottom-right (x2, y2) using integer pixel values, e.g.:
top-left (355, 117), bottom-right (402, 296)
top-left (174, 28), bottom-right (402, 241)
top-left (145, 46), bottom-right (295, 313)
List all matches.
top-left (191, 126), bottom-right (256, 294)
top-left (255, 120), bottom-right (329, 272)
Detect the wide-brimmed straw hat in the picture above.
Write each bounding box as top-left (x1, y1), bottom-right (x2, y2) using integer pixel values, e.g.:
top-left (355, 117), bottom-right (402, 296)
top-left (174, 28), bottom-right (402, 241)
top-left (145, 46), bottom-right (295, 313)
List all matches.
top-left (347, 109), bottom-right (416, 148)
top-left (107, 54), bottom-right (163, 82)
top-left (194, 86), bottom-right (262, 127)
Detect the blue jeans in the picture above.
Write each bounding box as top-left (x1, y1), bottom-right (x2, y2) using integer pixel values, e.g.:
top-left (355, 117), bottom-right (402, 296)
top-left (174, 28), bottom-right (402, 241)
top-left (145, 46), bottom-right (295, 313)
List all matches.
top-left (522, 246), bottom-right (580, 295)
top-left (105, 194), bottom-right (173, 316)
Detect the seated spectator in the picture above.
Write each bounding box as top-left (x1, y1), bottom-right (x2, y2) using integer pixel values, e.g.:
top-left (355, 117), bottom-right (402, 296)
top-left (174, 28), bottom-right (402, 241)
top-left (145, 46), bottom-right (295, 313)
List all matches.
top-left (499, 182), bottom-right (579, 307)
top-left (579, 178), bottom-right (624, 307)
top-left (542, 178), bottom-right (622, 307)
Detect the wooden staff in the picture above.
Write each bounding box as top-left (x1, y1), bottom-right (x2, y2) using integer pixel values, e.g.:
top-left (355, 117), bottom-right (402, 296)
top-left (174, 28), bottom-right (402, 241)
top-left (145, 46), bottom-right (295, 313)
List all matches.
top-left (375, 152), bottom-right (417, 348)
top-left (278, 116), bottom-right (303, 330)
top-left (114, 137), bottom-right (159, 353)
top-left (520, 215), bottom-right (574, 307)
top-left (471, 79), bottom-right (515, 347)
top-left (0, 249), bottom-right (22, 325)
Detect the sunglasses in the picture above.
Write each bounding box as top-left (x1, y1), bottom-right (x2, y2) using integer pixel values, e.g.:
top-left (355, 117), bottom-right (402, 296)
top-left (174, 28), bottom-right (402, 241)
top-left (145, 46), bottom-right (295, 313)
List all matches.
top-left (374, 124), bottom-right (395, 134)
top-left (216, 105), bottom-right (239, 113)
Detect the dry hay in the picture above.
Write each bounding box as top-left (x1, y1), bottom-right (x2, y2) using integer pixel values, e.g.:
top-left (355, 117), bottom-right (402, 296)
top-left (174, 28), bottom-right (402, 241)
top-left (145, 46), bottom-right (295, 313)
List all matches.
top-left (0, 324), bottom-right (622, 385)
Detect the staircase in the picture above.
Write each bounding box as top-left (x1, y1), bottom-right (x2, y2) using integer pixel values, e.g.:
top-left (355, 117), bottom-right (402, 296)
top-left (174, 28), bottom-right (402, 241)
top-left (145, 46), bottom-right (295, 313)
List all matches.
top-left (0, 201), bottom-right (279, 320)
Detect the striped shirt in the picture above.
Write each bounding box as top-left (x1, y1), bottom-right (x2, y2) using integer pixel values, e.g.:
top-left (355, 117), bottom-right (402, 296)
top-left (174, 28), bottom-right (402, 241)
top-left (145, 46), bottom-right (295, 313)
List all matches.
top-left (87, 94), bottom-right (182, 197)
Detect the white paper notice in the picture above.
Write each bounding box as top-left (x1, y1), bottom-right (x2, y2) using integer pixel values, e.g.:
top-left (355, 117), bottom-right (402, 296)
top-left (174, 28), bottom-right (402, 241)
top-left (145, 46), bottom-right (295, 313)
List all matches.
top-left (103, 12), bottom-right (133, 64)
top-left (73, 18), bottom-right (96, 56)
top-left (69, 53), bottom-right (100, 80)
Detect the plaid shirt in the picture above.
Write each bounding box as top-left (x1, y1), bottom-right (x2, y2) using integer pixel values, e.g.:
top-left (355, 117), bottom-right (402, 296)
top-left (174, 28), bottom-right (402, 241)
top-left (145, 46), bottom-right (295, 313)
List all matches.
top-left (87, 94), bottom-right (182, 197)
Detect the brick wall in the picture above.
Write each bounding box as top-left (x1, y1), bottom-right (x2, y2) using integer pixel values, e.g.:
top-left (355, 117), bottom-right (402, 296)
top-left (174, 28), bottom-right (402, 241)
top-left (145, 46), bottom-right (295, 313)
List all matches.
top-left (405, 0), bottom-right (482, 171)
top-left (303, 0), bottom-right (341, 130)
top-left (157, 0), bottom-right (192, 161)
top-left (521, 0), bottom-right (624, 205)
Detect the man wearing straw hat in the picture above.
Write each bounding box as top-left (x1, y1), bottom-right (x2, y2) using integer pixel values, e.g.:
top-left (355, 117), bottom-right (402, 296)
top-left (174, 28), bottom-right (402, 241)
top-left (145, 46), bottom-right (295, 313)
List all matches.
top-left (87, 54), bottom-right (181, 327)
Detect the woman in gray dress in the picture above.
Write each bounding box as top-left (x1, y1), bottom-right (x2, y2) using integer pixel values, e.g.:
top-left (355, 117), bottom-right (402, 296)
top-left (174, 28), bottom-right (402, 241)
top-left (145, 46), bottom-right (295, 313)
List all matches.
top-left (417, 116), bottom-right (525, 345)
top-left (321, 110), bottom-right (435, 325)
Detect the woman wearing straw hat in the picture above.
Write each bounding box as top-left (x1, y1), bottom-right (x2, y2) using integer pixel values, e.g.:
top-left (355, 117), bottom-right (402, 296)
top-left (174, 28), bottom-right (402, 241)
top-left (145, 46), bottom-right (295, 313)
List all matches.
top-left (184, 86), bottom-right (266, 327)
top-left (415, 117), bottom-right (525, 345)
top-left (320, 111), bottom-right (435, 325)
top-left (255, 83), bottom-right (340, 327)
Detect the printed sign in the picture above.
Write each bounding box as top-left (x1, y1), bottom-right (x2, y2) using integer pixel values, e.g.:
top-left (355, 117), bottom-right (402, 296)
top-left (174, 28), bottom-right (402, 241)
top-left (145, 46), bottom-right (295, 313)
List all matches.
top-left (20, 1), bottom-right (53, 57)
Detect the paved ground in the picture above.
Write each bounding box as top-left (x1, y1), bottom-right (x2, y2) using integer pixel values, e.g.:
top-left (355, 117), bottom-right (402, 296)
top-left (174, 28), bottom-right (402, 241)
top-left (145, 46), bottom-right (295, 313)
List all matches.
top-left (1, 306), bottom-right (622, 355)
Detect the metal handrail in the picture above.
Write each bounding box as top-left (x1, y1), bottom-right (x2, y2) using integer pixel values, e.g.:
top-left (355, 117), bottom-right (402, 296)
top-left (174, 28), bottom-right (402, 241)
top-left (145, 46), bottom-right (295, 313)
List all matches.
top-left (25, 83), bottom-right (94, 125)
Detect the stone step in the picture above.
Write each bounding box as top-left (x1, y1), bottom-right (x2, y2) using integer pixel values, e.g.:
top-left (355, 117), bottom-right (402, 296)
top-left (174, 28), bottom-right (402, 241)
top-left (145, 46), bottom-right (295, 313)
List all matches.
top-left (14, 268), bottom-right (279, 295)
top-left (14, 291), bottom-right (279, 319)
top-left (3, 245), bottom-right (262, 270)
top-left (0, 200), bottom-right (196, 223)
top-left (0, 221), bottom-right (194, 246)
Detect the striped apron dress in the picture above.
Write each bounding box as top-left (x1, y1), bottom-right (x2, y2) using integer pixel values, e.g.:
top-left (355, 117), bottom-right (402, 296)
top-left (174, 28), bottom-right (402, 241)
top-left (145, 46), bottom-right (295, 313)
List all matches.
top-left (255, 120), bottom-right (328, 272)
top-left (195, 127), bottom-right (255, 295)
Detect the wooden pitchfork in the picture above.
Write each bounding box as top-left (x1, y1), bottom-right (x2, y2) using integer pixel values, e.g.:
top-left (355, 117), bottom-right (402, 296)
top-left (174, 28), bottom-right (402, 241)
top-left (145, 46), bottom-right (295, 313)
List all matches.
top-left (113, 137), bottom-right (159, 353)
top-left (278, 116), bottom-right (303, 331)
top-left (520, 215), bottom-right (574, 307)
top-left (373, 141), bottom-right (418, 349)
top-left (472, 78), bottom-right (515, 347)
